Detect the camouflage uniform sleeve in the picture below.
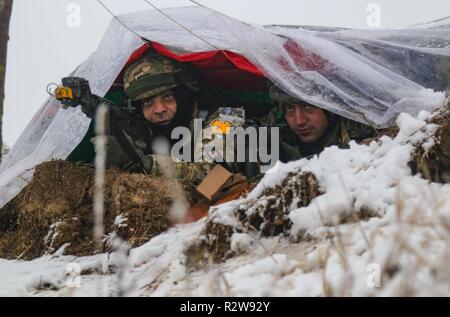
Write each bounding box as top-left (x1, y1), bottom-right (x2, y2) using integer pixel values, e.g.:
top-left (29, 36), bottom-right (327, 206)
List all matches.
top-left (149, 154), bottom-right (214, 189)
top-left (339, 118), bottom-right (378, 145)
top-left (195, 109), bottom-right (250, 175)
top-left (279, 141), bottom-right (302, 163)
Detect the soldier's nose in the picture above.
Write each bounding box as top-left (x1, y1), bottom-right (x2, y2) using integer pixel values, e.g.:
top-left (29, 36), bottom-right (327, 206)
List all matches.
top-left (153, 100), bottom-right (166, 115)
top-left (294, 108), bottom-right (307, 126)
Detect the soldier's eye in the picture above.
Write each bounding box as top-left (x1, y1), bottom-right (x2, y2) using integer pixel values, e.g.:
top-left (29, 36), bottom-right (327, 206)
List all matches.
top-left (163, 94), bottom-right (174, 101)
top-left (285, 105), bottom-right (294, 113)
top-left (303, 105), bottom-right (316, 113)
top-left (142, 98), bottom-right (155, 108)
top-left (160, 90), bottom-right (175, 101)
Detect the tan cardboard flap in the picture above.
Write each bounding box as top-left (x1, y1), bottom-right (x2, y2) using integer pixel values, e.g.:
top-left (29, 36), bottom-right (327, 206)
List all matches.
top-left (196, 165), bottom-right (233, 201)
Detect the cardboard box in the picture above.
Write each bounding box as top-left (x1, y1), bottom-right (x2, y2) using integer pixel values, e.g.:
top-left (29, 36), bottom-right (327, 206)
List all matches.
top-left (196, 165), bottom-right (246, 202)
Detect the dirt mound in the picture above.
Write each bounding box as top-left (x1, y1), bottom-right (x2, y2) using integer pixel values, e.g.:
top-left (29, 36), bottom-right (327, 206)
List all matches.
top-left (0, 160), bottom-right (187, 260)
top-left (410, 98), bottom-right (450, 183)
top-left (185, 171), bottom-right (322, 268)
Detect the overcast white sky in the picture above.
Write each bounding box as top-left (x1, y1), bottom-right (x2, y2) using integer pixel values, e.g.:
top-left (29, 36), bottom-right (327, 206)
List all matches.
top-left (3, 0), bottom-right (450, 146)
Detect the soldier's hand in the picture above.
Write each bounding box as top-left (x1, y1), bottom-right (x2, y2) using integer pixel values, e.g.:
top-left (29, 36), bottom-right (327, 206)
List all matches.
top-left (91, 135), bottom-right (154, 173)
top-left (137, 152), bottom-right (154, 173)
top-left (90, 135), bottom-right (130, 168)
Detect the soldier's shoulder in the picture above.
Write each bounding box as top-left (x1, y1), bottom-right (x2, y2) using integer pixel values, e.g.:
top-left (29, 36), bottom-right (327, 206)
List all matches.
top-left (339, 117), bottom-right (377, 142)
top-left (279, 141), bottom-right (302, 163)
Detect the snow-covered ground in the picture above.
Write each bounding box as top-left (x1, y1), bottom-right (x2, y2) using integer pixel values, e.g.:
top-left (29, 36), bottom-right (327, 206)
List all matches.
top-left (1, 110), bottom-right (450, 297)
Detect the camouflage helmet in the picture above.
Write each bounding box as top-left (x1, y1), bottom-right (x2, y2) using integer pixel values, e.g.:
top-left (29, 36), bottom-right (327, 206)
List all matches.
top-left (268, 84), bottom-right (300, 104)
top-left (123, 51), bottom-right (199, 101)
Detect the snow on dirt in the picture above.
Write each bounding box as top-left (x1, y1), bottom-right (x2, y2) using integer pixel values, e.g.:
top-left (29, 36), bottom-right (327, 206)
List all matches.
top-left (1, 110), bottom-right (450, 296)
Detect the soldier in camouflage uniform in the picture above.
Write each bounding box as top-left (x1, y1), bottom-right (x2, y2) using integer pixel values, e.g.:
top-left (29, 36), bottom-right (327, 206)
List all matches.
top-left (105, 50), bottom-right (262, 193)
top-left (269, 84), bottom-right (377, 162)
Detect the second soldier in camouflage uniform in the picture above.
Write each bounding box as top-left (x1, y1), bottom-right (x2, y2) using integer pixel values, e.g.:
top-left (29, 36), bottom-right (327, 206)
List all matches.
top-left (269, 84), bottom-right (377, 162)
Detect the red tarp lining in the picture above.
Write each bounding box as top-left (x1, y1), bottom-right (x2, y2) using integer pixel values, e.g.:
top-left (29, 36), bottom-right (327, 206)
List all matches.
top-left (119, 42), bottom-right (268, 91)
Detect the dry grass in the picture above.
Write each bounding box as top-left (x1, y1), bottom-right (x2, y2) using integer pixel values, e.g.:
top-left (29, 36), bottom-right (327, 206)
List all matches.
top-left (0, 160), bottom-right (180, 260)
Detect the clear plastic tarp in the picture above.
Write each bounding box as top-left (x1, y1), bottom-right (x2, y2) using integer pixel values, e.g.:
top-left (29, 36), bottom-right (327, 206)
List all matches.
top-left (0, 6), bottom-right (449, 207)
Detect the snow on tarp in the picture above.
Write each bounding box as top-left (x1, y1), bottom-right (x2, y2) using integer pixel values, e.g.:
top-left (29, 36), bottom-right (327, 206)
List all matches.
top-left (0, 6), bottom-right (448, 208)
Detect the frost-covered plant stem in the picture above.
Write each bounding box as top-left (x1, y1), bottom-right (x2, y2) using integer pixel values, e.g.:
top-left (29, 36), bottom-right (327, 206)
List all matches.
top-left (94, 104), bottom-right (108, 250)
top-left (93, 103), bottom-right (109, 297)
top-left (112, 236), bottom-right (131, 297)
top-left (151, 139), bottom-right (189, 223)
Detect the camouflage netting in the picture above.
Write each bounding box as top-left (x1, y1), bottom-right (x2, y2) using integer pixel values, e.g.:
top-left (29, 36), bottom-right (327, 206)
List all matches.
top-left (0, 160), bottom-right (189, 260)
top-left (185, 171), bottom-right (322, 268)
